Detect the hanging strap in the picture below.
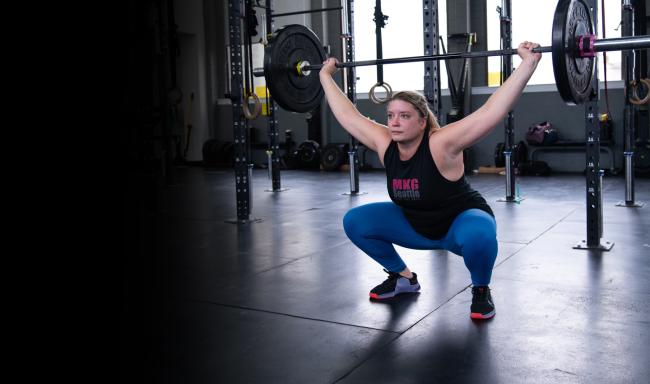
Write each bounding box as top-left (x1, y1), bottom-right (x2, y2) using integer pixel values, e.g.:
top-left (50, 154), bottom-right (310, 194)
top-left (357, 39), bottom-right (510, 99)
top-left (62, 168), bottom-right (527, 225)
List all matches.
top-left (369, 0), bottom-right (392, 104)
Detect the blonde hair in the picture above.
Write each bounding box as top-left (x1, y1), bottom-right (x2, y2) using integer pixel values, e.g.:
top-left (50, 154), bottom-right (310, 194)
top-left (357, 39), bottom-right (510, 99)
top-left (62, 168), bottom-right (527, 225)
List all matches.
top-left (388, 91), bottom-right (441, 134)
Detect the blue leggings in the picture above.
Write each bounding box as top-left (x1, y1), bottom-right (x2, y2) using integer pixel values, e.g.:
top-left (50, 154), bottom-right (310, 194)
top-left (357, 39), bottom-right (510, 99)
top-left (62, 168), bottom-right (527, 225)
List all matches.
top-left (343, 202), bottom-right (497, 286)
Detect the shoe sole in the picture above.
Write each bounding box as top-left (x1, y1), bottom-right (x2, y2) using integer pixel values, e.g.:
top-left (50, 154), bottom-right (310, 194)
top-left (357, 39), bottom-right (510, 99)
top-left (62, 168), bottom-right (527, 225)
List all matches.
top-left (470, 310), bottom-right (495, 319)
top-left (369, 283), bottom-right (420, 300)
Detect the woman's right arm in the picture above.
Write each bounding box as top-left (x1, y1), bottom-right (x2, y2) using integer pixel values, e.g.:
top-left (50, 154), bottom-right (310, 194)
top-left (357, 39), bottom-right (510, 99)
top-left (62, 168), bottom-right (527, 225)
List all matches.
top-left (319, 58), bottom-right (390, 155)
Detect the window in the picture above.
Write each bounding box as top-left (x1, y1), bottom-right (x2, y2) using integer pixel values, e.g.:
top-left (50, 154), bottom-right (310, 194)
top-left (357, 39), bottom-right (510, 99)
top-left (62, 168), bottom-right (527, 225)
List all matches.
top-left (486, 0), bottom-right (621, 87)
top-left (353, 0), bottom-right (448, 93)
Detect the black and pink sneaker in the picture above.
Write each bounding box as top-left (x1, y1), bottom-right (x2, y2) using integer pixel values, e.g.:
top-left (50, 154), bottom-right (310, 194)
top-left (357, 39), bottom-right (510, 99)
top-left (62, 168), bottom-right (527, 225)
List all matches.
top-left (369, 269), bottom-right (420, 300)
top-left (470, 286), bottom-right (495, 319)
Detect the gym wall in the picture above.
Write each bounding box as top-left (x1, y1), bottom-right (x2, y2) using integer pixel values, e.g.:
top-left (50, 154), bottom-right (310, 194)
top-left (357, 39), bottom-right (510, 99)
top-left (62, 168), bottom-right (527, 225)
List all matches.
top-left (199, 0), bottom-right (646, 172)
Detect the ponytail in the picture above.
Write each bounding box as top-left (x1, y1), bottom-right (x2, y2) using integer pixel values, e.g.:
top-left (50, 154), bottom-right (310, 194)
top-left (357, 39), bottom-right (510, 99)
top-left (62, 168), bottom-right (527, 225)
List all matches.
top-left (427, 109), bottom-right (441, 134)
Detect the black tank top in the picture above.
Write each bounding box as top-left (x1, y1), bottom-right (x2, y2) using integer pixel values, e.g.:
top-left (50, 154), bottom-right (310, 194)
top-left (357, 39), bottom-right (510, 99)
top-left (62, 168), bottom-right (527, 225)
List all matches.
top-left (384, 128), bottom-right (494, 239)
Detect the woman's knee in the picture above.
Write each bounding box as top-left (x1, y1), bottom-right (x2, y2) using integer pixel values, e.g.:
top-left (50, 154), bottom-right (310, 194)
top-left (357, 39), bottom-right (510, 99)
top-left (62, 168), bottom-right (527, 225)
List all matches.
top-left (448, 210), bottom-right (497, 248)
top-left (343, 203), bottom-right (395, 237)
top-left (343, 205), bottom-right (374, 239)
top-left (472, 223), bottom-right (497, 245)
top-left (463, 224), bottom-right (497, 263)
top-left (342, 207), bottom-right (361, 237)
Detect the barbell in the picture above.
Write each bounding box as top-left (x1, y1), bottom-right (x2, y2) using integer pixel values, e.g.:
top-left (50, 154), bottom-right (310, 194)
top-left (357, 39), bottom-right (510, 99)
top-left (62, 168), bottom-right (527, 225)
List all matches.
top-left (260, 0), bottom-right (650, 113)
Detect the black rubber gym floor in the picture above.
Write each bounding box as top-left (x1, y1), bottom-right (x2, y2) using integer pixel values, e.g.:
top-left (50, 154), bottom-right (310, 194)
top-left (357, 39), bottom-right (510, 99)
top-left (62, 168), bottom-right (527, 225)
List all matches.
top-left (121, 167), bottom-right (650, 383)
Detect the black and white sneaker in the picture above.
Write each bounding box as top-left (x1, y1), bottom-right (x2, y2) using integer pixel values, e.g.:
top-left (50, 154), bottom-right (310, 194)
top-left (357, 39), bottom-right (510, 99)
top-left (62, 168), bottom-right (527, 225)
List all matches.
top-left (369, 269), bottom-right (420, 300)
top-left (470, 286), bottom-right (495, 319)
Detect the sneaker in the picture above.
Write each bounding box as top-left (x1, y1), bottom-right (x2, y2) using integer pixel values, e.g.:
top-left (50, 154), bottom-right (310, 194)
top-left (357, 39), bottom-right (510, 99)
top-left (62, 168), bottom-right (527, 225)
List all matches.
top-left (369, 269), bottom-right (420, 300)
top-left (470, 286), bottom-right (495, 319)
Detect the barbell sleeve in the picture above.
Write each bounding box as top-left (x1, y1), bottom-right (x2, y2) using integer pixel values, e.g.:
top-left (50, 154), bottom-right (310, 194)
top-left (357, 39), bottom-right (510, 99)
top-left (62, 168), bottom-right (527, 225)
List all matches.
top-left (592, 35), bottom-right (650, 52)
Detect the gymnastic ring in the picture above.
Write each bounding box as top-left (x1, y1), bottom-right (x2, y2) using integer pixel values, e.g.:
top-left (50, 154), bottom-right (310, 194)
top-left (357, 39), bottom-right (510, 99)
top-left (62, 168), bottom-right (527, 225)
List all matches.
top-left (242, 93), bottom-right (262, 119)
top-left (368, 82), bottom-right (393, 104)
top-left (629, 79), bottom-right (650, 106)
top-left (638, 78), bottom-right (650, 105)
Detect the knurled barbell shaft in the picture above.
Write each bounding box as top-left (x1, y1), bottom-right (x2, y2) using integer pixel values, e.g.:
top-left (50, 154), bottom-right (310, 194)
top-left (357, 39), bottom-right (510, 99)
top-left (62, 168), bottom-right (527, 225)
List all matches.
top-left (302, 35), bottom-right (650, 71)
top-left (305, 47), bottom-right (551, 70)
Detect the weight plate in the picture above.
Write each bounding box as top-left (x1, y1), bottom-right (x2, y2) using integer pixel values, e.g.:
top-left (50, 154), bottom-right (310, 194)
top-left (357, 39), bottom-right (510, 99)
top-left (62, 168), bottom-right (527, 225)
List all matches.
top-left (321, 143), bottom-right (344, 171)
top-left (552, 0), bottom-right (595, 105)
top-left (515, 141), bottom-right (528, 167)
top-left (264, 25), bottom-right (326, 113)
top-left (298, 140), bottom-right (321, 168)
top-left (634, 143), bottom-right (650, 173)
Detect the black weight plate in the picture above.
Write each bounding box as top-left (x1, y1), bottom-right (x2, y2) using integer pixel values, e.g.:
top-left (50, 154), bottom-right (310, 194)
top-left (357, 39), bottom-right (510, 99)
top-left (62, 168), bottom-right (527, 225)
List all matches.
top-left (298, 140), bottom-right (321, 168)
top-left (264, 25), bottom-right (326, 113)
top-left (515, 141), bottom-right (528, 167)
top-left (552, 0), bottom-right (595, 105)
top-left (634, 143), bottom-right (650, 173)
top-left (283, 149), bottom-right (301, 169)
top-left (321, 143), bottom-right (344, 171)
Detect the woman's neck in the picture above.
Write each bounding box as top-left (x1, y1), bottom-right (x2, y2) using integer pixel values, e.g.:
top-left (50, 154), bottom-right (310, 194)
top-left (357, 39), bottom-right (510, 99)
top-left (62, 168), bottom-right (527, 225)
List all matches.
top-left (397, 130), bottom-right (425, 161)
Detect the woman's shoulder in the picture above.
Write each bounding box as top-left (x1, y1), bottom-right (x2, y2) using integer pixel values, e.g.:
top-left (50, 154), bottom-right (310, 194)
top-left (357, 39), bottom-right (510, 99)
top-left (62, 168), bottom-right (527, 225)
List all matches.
top-left (428, 129), bottom-right (465, 181)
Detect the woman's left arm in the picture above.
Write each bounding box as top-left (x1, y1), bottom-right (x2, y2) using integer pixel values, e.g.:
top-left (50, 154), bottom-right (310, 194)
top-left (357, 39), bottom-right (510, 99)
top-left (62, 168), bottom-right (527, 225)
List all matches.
top-left (436, 41), bottom-right (542, 156)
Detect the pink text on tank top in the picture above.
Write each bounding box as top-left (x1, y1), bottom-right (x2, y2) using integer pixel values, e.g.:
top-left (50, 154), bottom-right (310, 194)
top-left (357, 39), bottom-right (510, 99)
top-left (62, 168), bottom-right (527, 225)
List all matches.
top-left (392, 178), bottom-right (421, 200)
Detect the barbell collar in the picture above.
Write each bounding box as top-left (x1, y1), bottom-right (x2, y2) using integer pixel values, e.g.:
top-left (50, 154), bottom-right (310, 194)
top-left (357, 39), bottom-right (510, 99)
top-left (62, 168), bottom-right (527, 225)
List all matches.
top-left (296, 61), bottom-right (311, 77)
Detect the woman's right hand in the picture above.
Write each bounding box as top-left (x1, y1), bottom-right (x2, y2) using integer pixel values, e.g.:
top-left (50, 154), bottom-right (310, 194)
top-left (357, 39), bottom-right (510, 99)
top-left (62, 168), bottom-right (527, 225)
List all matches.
top-left (320, 57), bottom-right (340, 77)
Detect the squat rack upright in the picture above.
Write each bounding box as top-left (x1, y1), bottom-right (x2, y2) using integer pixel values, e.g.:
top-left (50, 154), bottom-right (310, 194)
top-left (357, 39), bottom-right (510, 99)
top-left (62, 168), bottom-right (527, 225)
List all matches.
top-left (232, 0), bottom-right (443, 221)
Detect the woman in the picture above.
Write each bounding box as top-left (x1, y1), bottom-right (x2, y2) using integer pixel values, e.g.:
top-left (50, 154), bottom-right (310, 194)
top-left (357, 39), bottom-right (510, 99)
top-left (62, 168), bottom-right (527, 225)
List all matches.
top-left (319, 42), bottom-right (541, 320)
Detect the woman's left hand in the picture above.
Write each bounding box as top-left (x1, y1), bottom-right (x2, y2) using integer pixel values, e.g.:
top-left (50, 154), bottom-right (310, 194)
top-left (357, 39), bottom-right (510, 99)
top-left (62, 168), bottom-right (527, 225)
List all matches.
top-left (517, 41), bottom-right (542, 65)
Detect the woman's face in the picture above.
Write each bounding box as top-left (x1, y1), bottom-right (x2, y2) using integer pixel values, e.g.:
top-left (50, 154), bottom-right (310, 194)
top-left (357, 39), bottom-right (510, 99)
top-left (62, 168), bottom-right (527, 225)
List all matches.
top-left (386, 100), bottom-right (426, 143)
